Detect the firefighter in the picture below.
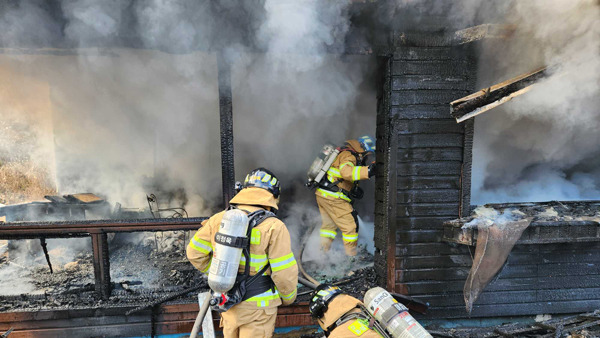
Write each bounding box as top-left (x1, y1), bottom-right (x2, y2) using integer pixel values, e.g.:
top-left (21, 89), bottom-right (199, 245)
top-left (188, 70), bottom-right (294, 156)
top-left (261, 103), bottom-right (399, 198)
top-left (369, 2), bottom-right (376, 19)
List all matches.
top-left (309, 284), bottom-right (382, 337)
top-left (316, 135), bottom-right (376, 256)
top-left (187, 168), bottom-right (298, 338)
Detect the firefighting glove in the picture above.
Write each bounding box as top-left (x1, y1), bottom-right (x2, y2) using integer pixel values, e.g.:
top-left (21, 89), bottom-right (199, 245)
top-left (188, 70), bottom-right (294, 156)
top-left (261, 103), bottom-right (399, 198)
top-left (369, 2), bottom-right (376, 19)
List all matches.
top-left (368, 162), bottom-right (377, 177)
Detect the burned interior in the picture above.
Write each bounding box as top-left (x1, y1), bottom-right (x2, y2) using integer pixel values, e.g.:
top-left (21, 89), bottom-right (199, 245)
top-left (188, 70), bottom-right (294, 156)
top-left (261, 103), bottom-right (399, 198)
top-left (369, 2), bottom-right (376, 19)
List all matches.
top-left (1, 0), bottom-right (599, 337)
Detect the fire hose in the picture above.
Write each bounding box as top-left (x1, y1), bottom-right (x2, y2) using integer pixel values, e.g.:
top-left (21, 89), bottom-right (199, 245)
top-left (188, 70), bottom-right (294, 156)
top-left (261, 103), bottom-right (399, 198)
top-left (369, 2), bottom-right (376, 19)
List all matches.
top-left (1, 328), bottom-right (13, 338)
top-left (189, 293), bottom-right (212, 338)
top-left (125, 283), bottom-right (206, 316)
top-left (297, 221), bottom-right (321, 286)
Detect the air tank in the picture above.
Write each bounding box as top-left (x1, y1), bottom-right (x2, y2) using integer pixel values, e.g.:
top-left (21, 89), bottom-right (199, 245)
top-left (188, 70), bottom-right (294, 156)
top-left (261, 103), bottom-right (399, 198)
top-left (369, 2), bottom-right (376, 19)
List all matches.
top-left (364, 287), bottom-right (432, 338)
top-left (208, 209), bottom-right (249, 293)
top-left (307, 144), bottom-right (339, 186)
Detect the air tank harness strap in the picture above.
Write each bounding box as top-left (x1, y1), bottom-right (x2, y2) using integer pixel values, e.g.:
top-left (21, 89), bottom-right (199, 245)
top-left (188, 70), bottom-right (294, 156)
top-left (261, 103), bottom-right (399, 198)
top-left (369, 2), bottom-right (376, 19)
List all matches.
top-left (337, 146), bottom-right (364, 166)
top-left (236, 207), bottom-right (277, 298)
top-left (213, 209), bottom-right (276, 255)
top-left (214, 232), bottom-right (249, 248)
top-left (325, 308), bottom-right (367, 336)
top-left (325, 305), bottom-right (392, 338)
top-left (239, 263), bottom-right (274, 301)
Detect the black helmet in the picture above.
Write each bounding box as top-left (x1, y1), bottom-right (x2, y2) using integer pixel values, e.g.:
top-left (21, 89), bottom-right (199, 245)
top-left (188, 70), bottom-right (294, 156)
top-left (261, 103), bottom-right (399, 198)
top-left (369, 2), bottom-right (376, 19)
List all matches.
top-left (308, 284), bottom-right (343, 319)
top-left (243, 168), bottom-right (281, 198)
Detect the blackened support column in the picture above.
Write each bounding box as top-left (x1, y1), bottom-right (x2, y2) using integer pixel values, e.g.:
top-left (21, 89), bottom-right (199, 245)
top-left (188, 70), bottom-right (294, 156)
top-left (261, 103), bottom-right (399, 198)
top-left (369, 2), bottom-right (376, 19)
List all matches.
top-left (90, 231), bottom-right (111, 299)
top-left (217, 53), bottom-right (235, 208)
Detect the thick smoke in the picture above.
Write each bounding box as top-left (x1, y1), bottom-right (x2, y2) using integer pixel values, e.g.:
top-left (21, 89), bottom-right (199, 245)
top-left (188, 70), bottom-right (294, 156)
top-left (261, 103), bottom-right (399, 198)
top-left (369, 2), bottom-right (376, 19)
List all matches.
top-left (0, 0), bottom-right (378, 287)
top-left (471, 0), bottom-right (600, 204)
top-left (0, 62), bottom-right (56, 204)
top-left (0, 0), bottom-right (376, 211)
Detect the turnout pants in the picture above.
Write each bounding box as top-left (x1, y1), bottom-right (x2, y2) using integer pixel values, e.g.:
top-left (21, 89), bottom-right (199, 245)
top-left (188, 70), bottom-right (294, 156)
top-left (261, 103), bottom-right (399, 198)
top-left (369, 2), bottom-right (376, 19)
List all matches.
top-left (220, 305), bottom-right (278, 338)
top-left (316, 195), bottom-right (359, 256)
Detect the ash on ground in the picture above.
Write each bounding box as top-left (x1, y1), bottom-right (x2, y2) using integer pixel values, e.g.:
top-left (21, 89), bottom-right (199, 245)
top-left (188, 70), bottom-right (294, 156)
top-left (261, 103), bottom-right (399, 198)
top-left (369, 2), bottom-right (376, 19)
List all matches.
top-left (296, 265), bottom-right (378, 303)
top-left (0, 232), bottom-right (206, 312)
top-left (467, 201), bottom-right (600, 224)
top-left (301, 242), bottom-right (374, 278)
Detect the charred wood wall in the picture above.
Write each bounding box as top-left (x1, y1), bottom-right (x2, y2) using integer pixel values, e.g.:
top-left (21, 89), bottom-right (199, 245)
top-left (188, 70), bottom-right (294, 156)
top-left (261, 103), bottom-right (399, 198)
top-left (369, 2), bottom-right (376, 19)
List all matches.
top-left (374, 57), bottom-right (396, 288)
top-left (411, 241), bottom-right (600, 318)
top-left (386, 45), bottom-right (478, 317)
top-left (385, 44), bottom-right (600, 319)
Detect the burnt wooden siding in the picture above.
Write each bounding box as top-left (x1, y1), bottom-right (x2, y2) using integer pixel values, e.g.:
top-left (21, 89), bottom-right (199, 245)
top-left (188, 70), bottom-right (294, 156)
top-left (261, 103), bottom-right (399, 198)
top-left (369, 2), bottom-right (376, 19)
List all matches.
top-left (412, 242), bottom-right (600, 318)
top-left (386, 45), bottom-right (478, 317)
top-left (383, 45), bottom-right (600, 319)
top-left (374, 57), bottom-right (396, 288)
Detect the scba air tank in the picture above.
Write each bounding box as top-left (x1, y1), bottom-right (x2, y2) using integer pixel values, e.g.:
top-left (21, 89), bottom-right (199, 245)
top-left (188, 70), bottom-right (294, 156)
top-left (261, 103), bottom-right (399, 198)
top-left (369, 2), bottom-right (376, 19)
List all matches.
top-left (307, 144), bottom-right (339, 186)
top-left (208, 209), bottom-right (249, 293)
top-left (364, 287), bottom-right (432, 338)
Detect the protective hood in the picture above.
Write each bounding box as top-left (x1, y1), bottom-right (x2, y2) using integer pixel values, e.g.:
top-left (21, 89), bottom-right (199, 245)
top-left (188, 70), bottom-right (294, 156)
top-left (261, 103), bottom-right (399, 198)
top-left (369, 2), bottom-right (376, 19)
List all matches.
top-left (345, 139), bottom-right (364, 153)
top-left (318, 294), bottom-right (362, 330)
top-left (229, 187), bottom-right (279, 211)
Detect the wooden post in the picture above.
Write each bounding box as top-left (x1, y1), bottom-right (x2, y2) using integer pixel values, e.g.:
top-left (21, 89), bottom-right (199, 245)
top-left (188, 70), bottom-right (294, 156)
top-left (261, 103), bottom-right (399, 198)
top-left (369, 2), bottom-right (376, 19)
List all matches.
top-left (217, 53), bottom-right (235, 209)
top-left (91, 231), bottom-right (111, 299)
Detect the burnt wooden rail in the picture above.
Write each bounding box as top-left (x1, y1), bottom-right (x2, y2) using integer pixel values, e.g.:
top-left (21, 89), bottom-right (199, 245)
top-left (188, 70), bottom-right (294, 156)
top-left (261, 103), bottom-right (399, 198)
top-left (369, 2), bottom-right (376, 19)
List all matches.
top-left (450, 66), bottom-right (547, 123)
top-left (0, 302), bottom-right (313, 337)
top-left (493, 310), bottom-right (600, 337)
top-left (0, 218), bottom-right (206, 299)
top-left (443, 219), bottom-right (600, 246)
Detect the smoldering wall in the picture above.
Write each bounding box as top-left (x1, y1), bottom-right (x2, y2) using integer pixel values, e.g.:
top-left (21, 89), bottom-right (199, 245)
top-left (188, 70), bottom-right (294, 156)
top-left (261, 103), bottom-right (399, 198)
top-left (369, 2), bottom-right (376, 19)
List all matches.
top-left (384, 0), bottom-right (600, 204)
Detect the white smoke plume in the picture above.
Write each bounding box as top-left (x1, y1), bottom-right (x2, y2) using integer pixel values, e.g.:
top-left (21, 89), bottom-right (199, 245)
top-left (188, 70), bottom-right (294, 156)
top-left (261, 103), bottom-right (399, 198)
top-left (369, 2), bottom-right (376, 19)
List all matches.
top-left (0, 0), bottom-right (376, 212)
top-left (0, 0), bottom-right (378, 293)
top-left (472, 0), bottom-right (600, 204)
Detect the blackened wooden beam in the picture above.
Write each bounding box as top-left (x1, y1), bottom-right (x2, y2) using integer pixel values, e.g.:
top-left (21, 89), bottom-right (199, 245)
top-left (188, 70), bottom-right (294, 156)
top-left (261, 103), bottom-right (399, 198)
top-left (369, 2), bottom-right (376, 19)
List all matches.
top-left (459, 119), bottom-right (474, 217)
top-left (390, 24), bottom-right (515, 48)
top-left (91, 231), bottom-right (111, 299)
top-left (217, 53), bottom-right (236, 209)
top-left (443, 219), bottom-right (600, 246)
top-left (0, 217), bottom-right (207, 239)
top-left (452, 24), bottom-right (516, 45)
top-left (450, 66), bottom-right (547, 123)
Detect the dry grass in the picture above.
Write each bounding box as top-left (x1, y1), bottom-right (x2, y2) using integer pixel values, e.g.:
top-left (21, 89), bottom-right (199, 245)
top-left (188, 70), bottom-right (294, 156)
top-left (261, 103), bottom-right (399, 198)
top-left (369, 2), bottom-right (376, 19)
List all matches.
top-left (0, 160), bottom-right (55, 205)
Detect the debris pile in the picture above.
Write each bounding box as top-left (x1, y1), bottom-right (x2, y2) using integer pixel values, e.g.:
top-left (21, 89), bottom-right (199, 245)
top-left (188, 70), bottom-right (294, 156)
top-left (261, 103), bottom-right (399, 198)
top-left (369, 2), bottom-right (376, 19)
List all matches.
top-left (461, 201), bottom-right (600, 226)
top-left (0, 231), bottom-right (206, 312)
top-left (429, 310), bottom-right (600, 337)
top-left (296, 265), bottom-right (378, 303)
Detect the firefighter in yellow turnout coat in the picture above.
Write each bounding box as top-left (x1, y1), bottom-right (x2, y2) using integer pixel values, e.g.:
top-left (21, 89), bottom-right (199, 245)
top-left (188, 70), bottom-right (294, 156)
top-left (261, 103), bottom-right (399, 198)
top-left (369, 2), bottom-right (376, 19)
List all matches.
top-left (316, 136), bottom-right (376, 256)
top-left (309, 285), bottom-right (382, 337)
top-left (187, 168), bottom-right (298, 338)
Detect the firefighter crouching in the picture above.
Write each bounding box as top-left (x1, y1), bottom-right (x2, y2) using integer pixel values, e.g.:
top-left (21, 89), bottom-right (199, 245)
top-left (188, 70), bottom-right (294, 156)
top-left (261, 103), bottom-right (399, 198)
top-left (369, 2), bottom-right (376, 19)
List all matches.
top-left (309, 285), bottom-right (432, 338)
top-left (187, 168), bottom-right (299, 338)
top-left (315, 136), bottom-right (376, 256)
top-left (309, 285), bottom-right (381, 337)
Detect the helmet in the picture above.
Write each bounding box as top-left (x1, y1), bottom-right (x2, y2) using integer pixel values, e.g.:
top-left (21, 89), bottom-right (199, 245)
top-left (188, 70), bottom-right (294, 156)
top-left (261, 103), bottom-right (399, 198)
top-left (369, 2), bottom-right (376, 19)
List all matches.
top-left (309, 284), bottom-right (343, 319)
top-left (243, 168), bottom-right (281, 198)
top-left (358, 135), bottom-right (375, 153)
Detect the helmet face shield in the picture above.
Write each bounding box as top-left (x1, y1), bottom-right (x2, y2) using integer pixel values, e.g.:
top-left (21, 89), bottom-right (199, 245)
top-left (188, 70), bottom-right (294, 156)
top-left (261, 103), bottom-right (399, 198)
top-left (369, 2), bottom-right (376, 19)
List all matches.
top-left (243, 168), bottom-right (281, 198)
top-left (358, 135), bottom-right (375, 153)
